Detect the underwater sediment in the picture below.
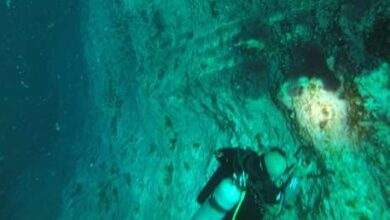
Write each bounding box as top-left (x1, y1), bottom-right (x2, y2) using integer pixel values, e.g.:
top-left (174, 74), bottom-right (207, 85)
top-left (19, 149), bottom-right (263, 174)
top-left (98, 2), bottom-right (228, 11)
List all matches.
top-left (61, 1), bottom-right (390, 219)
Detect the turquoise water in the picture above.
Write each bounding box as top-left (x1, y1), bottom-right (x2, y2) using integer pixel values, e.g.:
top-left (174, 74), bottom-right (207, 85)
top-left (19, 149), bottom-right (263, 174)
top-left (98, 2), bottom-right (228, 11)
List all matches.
top-left (1, 1), bottom-right (389, 220)
top-left (0, 1), bottom-right (86, 219)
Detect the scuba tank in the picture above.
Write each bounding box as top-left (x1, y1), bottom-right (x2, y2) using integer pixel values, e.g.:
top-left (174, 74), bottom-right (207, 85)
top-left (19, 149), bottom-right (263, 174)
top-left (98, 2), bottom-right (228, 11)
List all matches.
top-left (192, 178), bottom-right (242, 220)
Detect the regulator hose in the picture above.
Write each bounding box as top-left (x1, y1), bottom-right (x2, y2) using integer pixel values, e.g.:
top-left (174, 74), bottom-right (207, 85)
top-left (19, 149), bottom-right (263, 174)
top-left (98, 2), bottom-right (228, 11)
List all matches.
top-left (232, 190), bottom-right (246, 220)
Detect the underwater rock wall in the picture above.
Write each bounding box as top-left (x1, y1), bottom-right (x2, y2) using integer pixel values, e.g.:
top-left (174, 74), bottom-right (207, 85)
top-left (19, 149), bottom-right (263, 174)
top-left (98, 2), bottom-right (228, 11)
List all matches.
top-left (61, 0), bottom-right (389, 219)
top-left (278, 75), bottom-right (389, 219)
top-left (354, 63), bottom-right (390, 208)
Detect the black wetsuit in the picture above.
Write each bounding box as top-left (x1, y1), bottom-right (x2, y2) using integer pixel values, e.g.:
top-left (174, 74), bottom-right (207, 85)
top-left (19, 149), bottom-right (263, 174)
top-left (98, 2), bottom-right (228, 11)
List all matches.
top-left (197, 148), bottom-right (283, 220)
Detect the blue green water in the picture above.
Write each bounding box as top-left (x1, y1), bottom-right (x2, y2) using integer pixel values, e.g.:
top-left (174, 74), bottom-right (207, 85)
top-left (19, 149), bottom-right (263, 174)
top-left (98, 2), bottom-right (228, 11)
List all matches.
top-left (0, 1), bottom-right (86, 219)
top-left (1, 1), bottom-right (389, 220)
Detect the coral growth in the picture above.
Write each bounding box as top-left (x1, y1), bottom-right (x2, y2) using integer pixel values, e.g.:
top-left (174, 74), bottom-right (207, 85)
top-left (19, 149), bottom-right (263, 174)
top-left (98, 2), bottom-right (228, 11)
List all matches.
top-left (277, 64), bottom-right (390, 219)
top-left (278, 77), bottom-right (350, 153)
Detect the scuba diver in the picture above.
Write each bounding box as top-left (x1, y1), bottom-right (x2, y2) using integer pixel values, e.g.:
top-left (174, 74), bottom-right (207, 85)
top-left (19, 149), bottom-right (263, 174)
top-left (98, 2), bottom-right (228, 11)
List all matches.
top-left (192, 147), bottom-right (296, 220)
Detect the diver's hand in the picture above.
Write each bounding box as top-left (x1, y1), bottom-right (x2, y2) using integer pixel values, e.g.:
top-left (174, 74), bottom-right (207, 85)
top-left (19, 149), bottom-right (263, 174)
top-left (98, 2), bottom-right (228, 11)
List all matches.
top-left (214, 150), bottom-right (224, 159)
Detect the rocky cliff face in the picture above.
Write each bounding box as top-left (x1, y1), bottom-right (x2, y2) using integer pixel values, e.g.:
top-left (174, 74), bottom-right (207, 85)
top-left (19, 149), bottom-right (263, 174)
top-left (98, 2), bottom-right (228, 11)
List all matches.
top-left (61, 1), bottom-right (390, 219)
